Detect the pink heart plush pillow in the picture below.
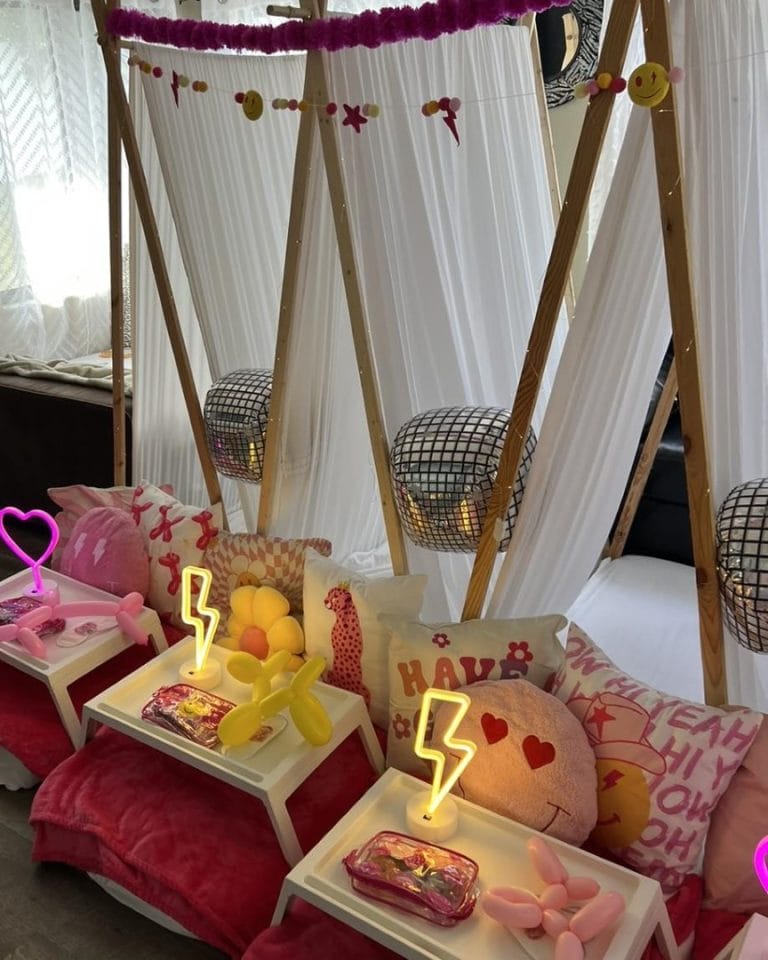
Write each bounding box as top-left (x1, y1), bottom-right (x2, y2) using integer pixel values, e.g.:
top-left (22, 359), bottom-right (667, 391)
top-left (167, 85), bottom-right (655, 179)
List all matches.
top-left (60, 506), bottom-right (150, 599)
top-left (431, 679), bottom-right (597, 846)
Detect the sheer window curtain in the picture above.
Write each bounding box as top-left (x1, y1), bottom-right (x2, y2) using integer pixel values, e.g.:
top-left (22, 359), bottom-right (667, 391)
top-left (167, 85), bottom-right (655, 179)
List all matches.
top-left (133, 19), bottom-right (563, 617)
top-left (0, 0), bottom-right (112, 359)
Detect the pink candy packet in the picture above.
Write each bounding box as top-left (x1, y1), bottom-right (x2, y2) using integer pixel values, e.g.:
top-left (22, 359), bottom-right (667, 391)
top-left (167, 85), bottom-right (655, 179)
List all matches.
top-left (141, 683), bottom-right (235, 749)
top-left (343, 831), bottom-right (479, 926)
top-left (0, 596), bottom-right (65, 638)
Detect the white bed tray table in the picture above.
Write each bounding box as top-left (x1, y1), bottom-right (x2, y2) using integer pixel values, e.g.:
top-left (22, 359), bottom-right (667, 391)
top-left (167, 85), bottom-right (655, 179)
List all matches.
top-left (273, 768), bottom-right (680, 960)
top-left (80, 636), bottom-right (385, 866)
top-left (0, 568), bottom-right (166, 746)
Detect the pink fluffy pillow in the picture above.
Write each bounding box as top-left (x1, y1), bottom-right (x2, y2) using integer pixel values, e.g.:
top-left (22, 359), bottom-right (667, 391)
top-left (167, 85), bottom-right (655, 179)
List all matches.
top-left (60, 506), bottom-right (150, 599)
top-left (431, 679), bottom-right (598, 846)
top-left (703, 712), bottom-right (768, 915)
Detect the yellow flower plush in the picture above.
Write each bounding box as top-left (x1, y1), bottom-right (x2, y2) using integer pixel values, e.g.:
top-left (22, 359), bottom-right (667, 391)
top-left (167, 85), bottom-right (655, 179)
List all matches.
top-left (219, 584), bottom-right (305, 671)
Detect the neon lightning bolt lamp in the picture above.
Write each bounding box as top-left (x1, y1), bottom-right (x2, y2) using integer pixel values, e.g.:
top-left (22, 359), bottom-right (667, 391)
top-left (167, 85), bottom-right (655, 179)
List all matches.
top-left (406, 688), bottom-right (477, 842)
top-left (178, 565), bottom-right (222, 690)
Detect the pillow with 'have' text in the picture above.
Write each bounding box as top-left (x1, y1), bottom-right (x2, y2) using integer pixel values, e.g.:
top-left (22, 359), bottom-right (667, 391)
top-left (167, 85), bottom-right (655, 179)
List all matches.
top-left (551, 623), bottom-right (762, 894)
top-left (303, 550), bottom-right (428, 729)
top-left (383, 614), bottom-right (566, 776)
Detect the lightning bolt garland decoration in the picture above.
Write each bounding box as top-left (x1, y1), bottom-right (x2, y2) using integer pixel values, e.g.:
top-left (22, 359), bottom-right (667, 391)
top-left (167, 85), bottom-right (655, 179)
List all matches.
top-left (180, 565), bottom-right (220, 675)
top-left (414, 688), bottom-right (477, 818)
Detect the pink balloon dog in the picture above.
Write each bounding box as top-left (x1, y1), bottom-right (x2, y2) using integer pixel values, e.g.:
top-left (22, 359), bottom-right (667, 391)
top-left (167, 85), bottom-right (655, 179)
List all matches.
top-left (482, 837), bottom-right (626, 960)
top-left (0, 593), bottom-right (149, 661)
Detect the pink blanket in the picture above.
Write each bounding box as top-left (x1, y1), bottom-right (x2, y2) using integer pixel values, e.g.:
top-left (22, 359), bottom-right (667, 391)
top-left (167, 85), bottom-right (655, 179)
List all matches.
top-left (30, 727), bottom-right (380, 958)
top-left (0, 641), bottom-right (165, 777)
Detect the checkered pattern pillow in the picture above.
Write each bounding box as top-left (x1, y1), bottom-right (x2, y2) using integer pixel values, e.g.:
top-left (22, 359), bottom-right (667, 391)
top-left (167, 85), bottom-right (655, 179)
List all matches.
top-left (203, 532), bottom-right (332, 621)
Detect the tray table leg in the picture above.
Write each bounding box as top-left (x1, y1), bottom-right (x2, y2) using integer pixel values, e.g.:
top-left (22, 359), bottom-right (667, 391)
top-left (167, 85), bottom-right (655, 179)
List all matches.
top-left (46, 677), bottom-right (81, 747)
top-left (651, 891), bottom-right (680, 960)
top-left (354, 707), bottom-right (384, 774)
top-left (78, 710), bottom-right (102, 748)
top-left (271, 882), bottom-right (296, 926)
top-left (266, 795), bottom-right (303, 867)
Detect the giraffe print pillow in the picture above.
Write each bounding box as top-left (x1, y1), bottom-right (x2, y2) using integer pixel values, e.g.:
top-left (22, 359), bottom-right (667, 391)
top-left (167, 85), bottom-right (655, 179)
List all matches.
top-left (132, 483), bottom-right (223, 626)
top-left (303, 549), bottom-right (428, 728)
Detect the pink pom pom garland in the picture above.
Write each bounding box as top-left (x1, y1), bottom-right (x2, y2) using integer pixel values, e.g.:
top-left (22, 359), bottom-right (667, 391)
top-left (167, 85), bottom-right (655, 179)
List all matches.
top-left (106, 0), bottom-right (570, 56)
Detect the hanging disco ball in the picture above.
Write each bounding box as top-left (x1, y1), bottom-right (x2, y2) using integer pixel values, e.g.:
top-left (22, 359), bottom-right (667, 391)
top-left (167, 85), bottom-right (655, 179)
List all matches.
top-left (203, 369), bottom-right (272, 483)
top-left (390, 406), bottom-right (536, 553)
top-left (716, 478), bottom-right (768, 653)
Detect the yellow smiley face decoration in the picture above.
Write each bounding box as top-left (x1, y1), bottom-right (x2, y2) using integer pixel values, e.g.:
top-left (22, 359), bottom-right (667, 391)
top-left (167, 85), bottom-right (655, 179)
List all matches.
top-left (591, 758), bottom-right (651, 849)
top-left (242, 89), bottom-right (264, 122)
top-left (628, 61), bottom-right (670, 108)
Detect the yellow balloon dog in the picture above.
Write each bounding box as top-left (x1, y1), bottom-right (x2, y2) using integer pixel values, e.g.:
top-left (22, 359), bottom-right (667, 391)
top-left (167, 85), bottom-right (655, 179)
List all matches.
top-left (218, 650), bottom-right (332, 748)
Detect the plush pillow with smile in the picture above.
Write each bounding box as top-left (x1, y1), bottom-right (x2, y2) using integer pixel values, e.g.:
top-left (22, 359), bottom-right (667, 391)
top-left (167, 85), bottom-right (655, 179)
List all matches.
top-left (431, 679), bottom-right (597, 846)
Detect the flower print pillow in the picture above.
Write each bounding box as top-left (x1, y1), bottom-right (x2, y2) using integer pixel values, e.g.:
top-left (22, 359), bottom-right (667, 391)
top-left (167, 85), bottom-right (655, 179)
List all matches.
top-left (381, 614), bottom-right (566, 776)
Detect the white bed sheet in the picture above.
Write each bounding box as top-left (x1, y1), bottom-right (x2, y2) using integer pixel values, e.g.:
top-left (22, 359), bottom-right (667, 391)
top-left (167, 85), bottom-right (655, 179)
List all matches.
top-left (0, 747), bottom-right (39, 791)
top-left (566, 555), bottom-right (704, 703)
top-left (87, 874), bottom-right (198, 939)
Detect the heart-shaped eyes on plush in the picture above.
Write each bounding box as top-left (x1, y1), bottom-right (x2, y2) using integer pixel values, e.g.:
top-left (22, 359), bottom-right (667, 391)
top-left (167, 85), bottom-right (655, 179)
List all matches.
top-left (523, 734), bottom-right (556, 769)
top-left (481, 712), bottom-right (509, 745)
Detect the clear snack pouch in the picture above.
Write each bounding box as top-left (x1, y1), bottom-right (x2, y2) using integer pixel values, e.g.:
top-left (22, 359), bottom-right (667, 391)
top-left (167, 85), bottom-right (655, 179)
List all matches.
top-left (343, 830), bottom-right (479, 926)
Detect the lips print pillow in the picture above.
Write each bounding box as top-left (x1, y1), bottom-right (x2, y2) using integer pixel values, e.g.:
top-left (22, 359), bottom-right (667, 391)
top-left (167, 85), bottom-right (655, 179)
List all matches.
top-left (431, 679), bottom-right (598, 845)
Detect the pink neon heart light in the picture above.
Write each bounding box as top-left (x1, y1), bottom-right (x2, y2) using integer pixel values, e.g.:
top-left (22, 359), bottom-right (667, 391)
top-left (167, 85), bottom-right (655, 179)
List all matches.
top-left (0, 507), bottom-right (60, 595)
top-left (754, 835), bottom-right (768, 895)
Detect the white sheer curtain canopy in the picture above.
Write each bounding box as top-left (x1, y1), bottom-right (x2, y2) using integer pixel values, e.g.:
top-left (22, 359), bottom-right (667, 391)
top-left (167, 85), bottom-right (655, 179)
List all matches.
top-left (133, 18), bottom-right (563, 619)
top-left (489, 0), bottom-right (768, 711)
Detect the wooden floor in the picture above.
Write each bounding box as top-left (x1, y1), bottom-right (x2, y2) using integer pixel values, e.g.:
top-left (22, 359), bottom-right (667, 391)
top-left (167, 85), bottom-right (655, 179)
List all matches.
top-left (0, 786), bottom-right (228, 960)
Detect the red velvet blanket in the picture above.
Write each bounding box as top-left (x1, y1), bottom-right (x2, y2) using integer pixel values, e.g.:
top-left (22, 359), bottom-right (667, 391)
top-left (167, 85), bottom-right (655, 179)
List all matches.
top-left (0, 647), bottom-right (155, 777)
top-left (30, 728), bottom-right (380, 958)
top-left (0, 625), bottom-right (186, 777)
top-left (242, 874), bottom-right (748, 960)
top-left (31, 726), bottom-right (749, 960)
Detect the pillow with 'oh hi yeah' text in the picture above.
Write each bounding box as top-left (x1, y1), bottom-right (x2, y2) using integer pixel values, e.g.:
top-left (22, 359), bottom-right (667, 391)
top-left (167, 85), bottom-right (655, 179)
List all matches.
top-left (383, 614), bottom-right (566, 776)
top-left (302, 550), bottom-right (427, 729)
top-left (551, 623), bottom-right (762, 894)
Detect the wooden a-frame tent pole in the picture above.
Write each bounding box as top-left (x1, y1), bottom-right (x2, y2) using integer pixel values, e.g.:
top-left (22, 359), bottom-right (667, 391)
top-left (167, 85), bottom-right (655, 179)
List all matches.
top-left (608, 356), bottom-right (678, 560)
top-left (641, 0), bottom-right (725, 704)
top-left (520, 12), bottom-right (576, 322)
top-left (91, 0), bottom-right (225, 514)
top-left (462, 0), bottom-right (641, 621)
top-left (257, 0), bottom-right (410, 576)
top-left (107, 0), bottom-right (127, 486)
top-left (463, 0), bottom-right (726, 705)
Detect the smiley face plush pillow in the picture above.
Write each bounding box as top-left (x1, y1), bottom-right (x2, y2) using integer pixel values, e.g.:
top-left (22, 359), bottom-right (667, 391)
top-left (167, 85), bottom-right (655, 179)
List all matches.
top-left (431, 679), bottom-right (597, 846)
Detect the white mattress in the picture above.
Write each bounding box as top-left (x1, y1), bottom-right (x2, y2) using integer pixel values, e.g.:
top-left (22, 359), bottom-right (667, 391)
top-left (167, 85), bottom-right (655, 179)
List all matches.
top-left (0, 747), bottom-right (39, 791)
top-left (566, 555), bottom-right (704, 703)
top-left (87, 873), bottom-right (198, 938)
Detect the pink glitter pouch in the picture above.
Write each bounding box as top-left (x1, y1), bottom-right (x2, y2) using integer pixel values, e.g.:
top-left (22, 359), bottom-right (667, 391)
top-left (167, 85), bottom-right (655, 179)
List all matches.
top-left (343, 831), bottom-right (479, 926)
top-left (141, 684), bottom-right (235, 749)
top-left (0, 596), bottom-right (65, 638)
